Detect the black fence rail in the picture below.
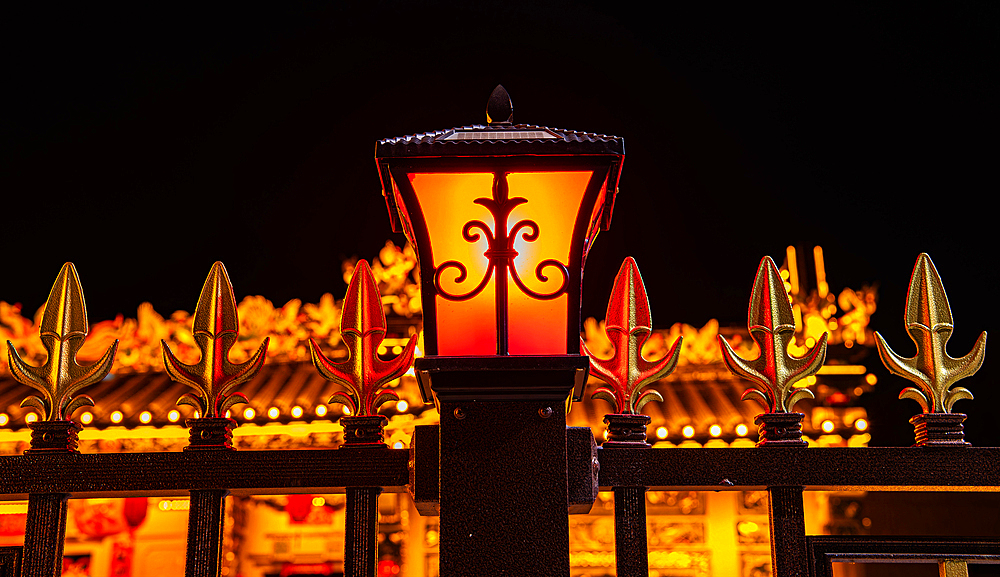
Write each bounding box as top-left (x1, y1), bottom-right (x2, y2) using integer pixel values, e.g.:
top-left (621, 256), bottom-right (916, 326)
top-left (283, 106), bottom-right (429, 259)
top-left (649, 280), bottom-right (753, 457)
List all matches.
top-left (3, 434), bottom-right (1000, 577)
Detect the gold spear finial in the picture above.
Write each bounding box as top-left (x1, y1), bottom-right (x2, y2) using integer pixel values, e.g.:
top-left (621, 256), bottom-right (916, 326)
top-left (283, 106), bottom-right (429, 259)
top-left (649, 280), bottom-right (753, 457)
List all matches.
top-left (719, 256), bottom-right (828, 413)
top-left (582, 257), bottom-right (682, 415)
top-left (161, 262), bottom-right (268, 418)
top-left (875, 253), bottom-right (987, 413)
top-left (309, 259), bottom-right (416, 417)
top-left (7, 263), bottom-right (118, 421)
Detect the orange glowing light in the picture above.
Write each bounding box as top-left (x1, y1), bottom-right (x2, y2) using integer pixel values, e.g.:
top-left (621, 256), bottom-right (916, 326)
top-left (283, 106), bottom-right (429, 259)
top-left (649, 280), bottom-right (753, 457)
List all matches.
top-left (167, 410), bottom-right (180, 423)
top-left (682, 425), bottom-right (695, 438)
top-left (110, 411), bottom-right (123, 424)
top-left (821, 420), bottom-right (835, 433)
top-left (243, 407), bottom-right (256, 420)
top-left (315, 405), bottom-right (328, 417)
top-left (735, 424), bottom-right (749, 437)
top-left (404, 170), bottom-right (596, 356)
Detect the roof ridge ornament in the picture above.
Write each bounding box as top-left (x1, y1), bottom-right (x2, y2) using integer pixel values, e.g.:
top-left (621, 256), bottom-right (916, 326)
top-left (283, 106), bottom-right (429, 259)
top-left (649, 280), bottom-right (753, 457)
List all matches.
top-left (486, 84), bottom-right (513, 125)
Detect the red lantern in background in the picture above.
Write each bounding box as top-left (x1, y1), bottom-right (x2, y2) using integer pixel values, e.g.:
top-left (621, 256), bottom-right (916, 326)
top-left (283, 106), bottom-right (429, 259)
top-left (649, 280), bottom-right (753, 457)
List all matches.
top-left (285, 494), bottom-right (313, 523)
top-left (123, 497), bottom-right (148, 530)
top-left (376, 86), bottom-right (623, 401)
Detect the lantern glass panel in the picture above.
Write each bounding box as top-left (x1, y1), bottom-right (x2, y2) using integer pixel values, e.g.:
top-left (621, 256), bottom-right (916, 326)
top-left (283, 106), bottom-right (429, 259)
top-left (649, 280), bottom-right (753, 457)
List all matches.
top-left (404, 170), bottom-right (596, 356)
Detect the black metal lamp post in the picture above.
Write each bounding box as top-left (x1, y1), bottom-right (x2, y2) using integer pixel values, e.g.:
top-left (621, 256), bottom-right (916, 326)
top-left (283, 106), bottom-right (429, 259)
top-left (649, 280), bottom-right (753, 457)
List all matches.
top-left (375, 85), bottom-right (623, 576)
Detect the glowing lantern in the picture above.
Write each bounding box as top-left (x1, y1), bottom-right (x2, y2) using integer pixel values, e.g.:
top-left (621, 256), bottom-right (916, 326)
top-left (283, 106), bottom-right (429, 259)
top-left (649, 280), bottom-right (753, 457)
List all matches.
top-left (376, 86), bottom-right (623, 401)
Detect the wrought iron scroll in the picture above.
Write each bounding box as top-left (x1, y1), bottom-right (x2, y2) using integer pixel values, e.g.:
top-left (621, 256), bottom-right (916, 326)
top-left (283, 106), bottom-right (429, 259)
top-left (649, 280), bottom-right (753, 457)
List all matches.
top-left (433, 172), bottom-right (569, 354)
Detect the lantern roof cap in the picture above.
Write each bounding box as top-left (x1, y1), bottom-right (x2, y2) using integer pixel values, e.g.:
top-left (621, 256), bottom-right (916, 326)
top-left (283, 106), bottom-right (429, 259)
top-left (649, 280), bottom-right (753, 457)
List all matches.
top-left (376, 123), bottom-right (623, 158)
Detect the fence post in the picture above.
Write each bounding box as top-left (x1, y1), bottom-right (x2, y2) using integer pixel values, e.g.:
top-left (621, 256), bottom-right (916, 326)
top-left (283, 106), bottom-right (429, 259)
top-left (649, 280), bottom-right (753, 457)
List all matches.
top-left (185, 488), bottom-right (229, 577)
top-left (769, 486), bottom-right (807, 577)
top-left (613, 486), bottom-right (649, 577)
top-left (344, 487), bottom-right (382, 577)
top-left (21, 493), bottom-right (69, 577)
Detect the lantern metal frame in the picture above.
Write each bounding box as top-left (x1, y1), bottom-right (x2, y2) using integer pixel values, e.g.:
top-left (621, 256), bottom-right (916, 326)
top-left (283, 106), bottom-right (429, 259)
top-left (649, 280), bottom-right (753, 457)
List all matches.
top-left (376, 89), bottom-right (624, 404)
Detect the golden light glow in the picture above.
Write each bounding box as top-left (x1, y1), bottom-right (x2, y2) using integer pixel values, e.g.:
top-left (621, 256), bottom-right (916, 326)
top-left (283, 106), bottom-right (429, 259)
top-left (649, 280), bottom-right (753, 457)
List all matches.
top-left (655, 426), bottom-right (668, 439)
top-left (25, 413), bottom-right (38, 424)
top-left (818, 365), bottom-right (868, 375)
top-left (225, 410), bottom-right (231, 419)
top-left (709, 424), bottom-right (722, 437)
top-left (866, 373), bottom-right (878, 385)
top-left (193, 411), bottom-right (200, 419)
top-left (342, 406), bottom-right (352, 416)
top-left (785, 246), bottom-right (799, 295)
top-left (821, 420), bottom-right (835, 433)
top-left (737, 520), bottom-right (760, 536)
top-left (158, 499), bottom-right (190, 512)
top-left (79, 412), bottom-right (93, 425)
top-left (315, 405), bottom-right (328, 417)
top-left (139, 411), bottom-right (152, 424)
top-left (0, 414), bottom-right (8, 427)
top-left (393, 441), bottom-right (405, 449)
top-left (110, 411), bottom-right (123, 424)
top-left (167, 410), bottom-right (180, 423)
top-left (682, 425), bottom-right (695, 438)
top-left (396, 400), bottom-right (409, 412)
top-left (291, 406), bottom-right (304, 419)
top-left (311, 496), bottom-right (325, 507)
top-left (735, 423), bottom-right (749, 437)
top-left (243, 407), bottom-right (256, 420)
top-left (267, 407), bottom-right (280, 420)
top-left (855, 418), bottom-right (869, 432)
top-left (814, 246), bottom-right (829, 298)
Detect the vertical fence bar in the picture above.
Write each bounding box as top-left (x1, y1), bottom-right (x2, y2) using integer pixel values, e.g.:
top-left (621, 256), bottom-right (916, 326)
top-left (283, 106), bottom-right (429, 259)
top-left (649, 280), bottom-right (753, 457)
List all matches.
top-left (345, 487), bottom-right (382, 577)
top-left (185, 488), bottom-right (228, 577)
top-left (769, 486), bottom-right (807, 577)
top-left (21, 493), bottom-right (69, 577)
top-left (613, 486), bottom-right (649, 577)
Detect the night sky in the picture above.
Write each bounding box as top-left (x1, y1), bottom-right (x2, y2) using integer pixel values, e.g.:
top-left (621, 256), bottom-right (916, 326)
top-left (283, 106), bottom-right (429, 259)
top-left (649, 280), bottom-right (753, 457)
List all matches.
top-left (2, 3), bottom-right (997, 446)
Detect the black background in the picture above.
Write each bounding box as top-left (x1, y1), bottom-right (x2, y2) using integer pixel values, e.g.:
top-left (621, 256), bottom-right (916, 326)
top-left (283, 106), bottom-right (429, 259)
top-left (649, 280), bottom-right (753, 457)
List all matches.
top-left (2, 3), bottom-right (997, 447)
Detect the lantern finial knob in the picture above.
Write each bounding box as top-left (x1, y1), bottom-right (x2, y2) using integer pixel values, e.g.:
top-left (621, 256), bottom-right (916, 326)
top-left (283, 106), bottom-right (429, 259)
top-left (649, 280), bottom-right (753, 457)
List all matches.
top-left (487, 84), bottom-right (513, 125)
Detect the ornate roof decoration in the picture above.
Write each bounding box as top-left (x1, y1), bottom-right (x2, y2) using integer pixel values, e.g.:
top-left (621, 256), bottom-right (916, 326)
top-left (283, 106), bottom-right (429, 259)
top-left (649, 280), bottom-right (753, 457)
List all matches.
top-left (778, 245), bottom-right (876, 356)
